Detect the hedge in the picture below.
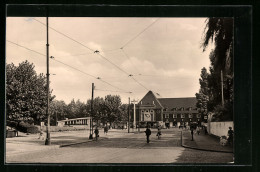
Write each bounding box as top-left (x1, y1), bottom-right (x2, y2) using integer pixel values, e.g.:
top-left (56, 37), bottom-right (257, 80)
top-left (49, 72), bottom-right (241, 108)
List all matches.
top-left (16, 121), bottom-right (40, 134)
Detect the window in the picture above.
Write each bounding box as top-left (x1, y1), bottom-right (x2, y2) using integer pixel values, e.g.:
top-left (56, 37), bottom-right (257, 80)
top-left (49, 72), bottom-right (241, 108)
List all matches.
top-left (173, 114), bottom-right (177, 118)
top-left (197, 114), bottom-right (201, 118)
top-left (181, 114), bottom-right (185, 118)
top-left (189, 114), bottom-right (193, 118)
top-left (151, 110), bottom-right (153, 113)
top-left (165, 114), bottom-right (169, 118)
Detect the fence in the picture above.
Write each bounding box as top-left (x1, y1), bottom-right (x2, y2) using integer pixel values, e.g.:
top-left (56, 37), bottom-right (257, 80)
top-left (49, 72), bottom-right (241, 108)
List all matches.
top-left (208, 121), bottom-right (234, 137)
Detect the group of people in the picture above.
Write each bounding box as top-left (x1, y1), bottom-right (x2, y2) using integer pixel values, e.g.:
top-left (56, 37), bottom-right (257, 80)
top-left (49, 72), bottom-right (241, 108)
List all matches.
top-left (144, 125), bottom-right (162, 143)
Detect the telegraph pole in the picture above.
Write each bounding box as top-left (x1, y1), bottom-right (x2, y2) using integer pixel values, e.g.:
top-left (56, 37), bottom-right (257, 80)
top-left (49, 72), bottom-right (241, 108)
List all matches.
top-left (221, 70), bottom-right (224, 106)
top-left (131, 99), bottom-right (138, 129)
top-left (45, 14), bottom-right (51, 145)
top-left (128, 97), bottom-right (130, 133)
top-left (89, 83), bottom-right (94, 139)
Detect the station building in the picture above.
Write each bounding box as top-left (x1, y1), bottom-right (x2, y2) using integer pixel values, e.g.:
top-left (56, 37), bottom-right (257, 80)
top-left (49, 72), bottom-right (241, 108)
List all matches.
top-left (132, 91), bottom-right (207, 128)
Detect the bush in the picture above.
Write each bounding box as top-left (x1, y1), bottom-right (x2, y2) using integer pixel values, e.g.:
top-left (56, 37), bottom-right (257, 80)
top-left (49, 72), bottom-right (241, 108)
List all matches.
top-left (6, 120), bottom-right (18, 129)
top-left (16, 121), bottom-right (40, 134)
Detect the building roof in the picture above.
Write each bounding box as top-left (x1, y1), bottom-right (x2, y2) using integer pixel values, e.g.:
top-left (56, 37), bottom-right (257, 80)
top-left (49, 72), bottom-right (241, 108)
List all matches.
top-left (138, 91), bottom-right (197, 110)
top-left (138, 90), bottom-right (163, 108)
top-left (158, 97), bottom-right (197, 110)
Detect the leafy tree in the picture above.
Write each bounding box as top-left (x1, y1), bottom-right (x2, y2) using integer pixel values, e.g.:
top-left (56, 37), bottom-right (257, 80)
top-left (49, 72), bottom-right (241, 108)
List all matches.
top-left (49, 100), bottom-right (68, 125)
top-left (195, 67), bottom-right (209, 115)
top-left (202, 17), bottom-right (233, 74)
top-left (118, 104), bottom-right (128, 122)
top-left (200, 18), bottom-right (234, 121)
top-left (66, 99), bottom-right (77, 119)
top-left (74, 99), bottom-right (88, 118)
top-left (6, 61), bottom-right (55, 124)
top-left (86, 97), bottom-right (105, 122)
top-left (103, 95), bottom-right (122, 125)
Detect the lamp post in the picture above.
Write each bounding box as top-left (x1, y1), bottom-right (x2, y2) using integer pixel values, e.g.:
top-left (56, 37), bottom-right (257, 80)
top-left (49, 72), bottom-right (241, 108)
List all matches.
top-left (45, 14), bottom-right (51, 145)
top-left (89, 83), bottom-right (94, 139)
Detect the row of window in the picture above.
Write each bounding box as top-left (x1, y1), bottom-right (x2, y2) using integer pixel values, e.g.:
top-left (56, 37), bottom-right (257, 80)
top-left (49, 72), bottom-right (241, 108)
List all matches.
top-left (164, 107), bottom-right (196, 111)
top-left (164, 114), bottom-right (201, 118)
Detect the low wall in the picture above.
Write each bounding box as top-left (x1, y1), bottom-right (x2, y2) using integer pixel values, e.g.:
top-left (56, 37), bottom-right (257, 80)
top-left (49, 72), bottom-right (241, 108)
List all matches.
top-left (208, 121), bottom-right (234, 137)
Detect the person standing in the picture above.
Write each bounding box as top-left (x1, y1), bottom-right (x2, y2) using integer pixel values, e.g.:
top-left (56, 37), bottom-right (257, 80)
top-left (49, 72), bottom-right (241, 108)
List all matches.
top-left (191, 127), bottom-right (194, 141)
top-left (145, 126), bottom-right (152, 143)
top-left (227, 127), bottom-right (234, 146)
top-left (104, 125), bottom-right (108, 135)
top-left (156, 125), bottom-right (162, 139)
top-left (94, 127), bottom-right (99, 141)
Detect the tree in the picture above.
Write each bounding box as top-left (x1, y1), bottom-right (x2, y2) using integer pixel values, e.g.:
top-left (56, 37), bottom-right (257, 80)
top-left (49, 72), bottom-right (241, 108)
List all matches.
top-left (195, 67), bottom-right (209, 115)
top-left (103, 95), bottom-right (122, 125)
top-left (200, 18), bottom-right (234, 121)
top-left (119, 104), bottom-right (128, 122)
top-left (202, 18), bottom-right (233, 74)
top-left (49, 100), bottom-right (68, 125)
top-left (6, 61), bottom-right (55, 124)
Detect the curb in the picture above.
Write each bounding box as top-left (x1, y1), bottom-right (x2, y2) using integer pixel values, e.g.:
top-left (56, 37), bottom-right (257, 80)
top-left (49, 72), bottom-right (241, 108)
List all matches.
top-left (181, 131), bottom-right (233, 153)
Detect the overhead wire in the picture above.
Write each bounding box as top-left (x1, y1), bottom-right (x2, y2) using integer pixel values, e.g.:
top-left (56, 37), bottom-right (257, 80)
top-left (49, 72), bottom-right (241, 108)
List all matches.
top-left (32, 18), bottom-right (155, 92)
top-left (95, 88), bottom-right (132, 94)
top-left (120, 18), bottom-right (160, 49)
top-left (120, 48), bottom-right (141, 75)
top-left (32, 18), bottom-right (95, 52)
top-left (6, 40), bottom-right (131, 93)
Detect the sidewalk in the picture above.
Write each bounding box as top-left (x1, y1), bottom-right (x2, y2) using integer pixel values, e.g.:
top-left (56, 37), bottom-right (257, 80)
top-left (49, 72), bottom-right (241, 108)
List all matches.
top-left (181, 130), bottom-right (233, 153)
top-left (6, 129), bottom-right (133, 156)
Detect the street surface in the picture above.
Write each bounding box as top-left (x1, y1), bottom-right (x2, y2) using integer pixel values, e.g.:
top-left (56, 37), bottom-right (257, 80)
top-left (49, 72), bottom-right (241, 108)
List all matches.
top-left (6, 128), bottom-right (233, 163)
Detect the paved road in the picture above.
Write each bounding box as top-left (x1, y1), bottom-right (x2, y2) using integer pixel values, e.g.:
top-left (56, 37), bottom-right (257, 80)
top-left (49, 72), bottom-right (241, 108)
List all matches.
top-left (6, 128), bottom-right (233, 163)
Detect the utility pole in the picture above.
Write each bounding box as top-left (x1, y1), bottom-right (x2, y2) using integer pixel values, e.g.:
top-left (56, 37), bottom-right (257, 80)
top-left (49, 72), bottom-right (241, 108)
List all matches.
top-left (131, 99), bottom-right (138, 129)
top-left (128, 97), bottom-right (130, 133)
top-left (221, 70), bottom-right (224, 106)
top-left (89, 83), bottom-right (94, 139)
top-left (45, 14), bottom-right (51, 145)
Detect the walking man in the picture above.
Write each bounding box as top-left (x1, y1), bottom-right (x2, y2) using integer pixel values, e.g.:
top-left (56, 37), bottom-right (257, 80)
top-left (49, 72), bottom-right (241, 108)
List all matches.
top-left (191, 127), bottom-right (194, 141)
top-left (94, 126), bottom-right (99, 141)
top-left (104, 125), bottom-right (108, 135)
top-left (145, 126), bottom-right (151, 143)
top-left (227, 127), bottom-right (234, 146)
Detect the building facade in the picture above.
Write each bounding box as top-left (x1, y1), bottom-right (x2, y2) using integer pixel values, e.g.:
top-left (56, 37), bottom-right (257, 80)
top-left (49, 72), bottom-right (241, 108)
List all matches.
top-left (57, 117), bottom-right (92, 127)
top-left (132, 91), bottom-right (207, 128)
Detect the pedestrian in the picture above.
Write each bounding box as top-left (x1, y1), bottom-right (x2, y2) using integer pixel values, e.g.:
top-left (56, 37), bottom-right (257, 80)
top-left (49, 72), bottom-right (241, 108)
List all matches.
top-left (94, 126), bottom-right (99, 141)
top-left (191, 127), bottom-right (194, 141)
top-left (204, 126), bottom-right (208, 135)
top-left (156, 126), bottom-right (162, 139)
top-left (104, 125), bottom-right (108, 135)
top-left (144, 126), bottom-right (151, 143)
top-left (227, 127), bottom-right (234, 146)
top-left (197, 127), bottom-right (200, 135)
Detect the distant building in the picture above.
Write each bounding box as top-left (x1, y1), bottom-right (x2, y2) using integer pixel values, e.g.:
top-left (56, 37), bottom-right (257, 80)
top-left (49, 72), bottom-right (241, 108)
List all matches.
top-left (57, 117), bottom-right (92, 127)
top-left (132, 91), bottom-right (207, 128)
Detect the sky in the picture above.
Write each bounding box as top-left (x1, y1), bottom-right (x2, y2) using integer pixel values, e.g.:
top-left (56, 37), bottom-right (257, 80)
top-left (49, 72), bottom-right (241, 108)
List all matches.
top-left (6, 17), bottom-right (213, 104)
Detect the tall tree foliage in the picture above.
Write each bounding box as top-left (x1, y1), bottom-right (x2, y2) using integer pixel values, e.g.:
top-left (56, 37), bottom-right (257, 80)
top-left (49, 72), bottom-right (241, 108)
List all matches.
top-left (6, 61), bottom-right (54, 124)
top-left (202, 18), bottom-right (233, 74)
top-left (195, 67), bottom-right (209, 115)
top-left (199, 18), bottom-right (233, 121)
top-left (86, 95), bottom-right (127, 125)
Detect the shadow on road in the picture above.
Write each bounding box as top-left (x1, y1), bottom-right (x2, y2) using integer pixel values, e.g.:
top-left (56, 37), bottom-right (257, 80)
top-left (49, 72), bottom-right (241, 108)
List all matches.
top-left (68, 134), bottom-right (181, 149)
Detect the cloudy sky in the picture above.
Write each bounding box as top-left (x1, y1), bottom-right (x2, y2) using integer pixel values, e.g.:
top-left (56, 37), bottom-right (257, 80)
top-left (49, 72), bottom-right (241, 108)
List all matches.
top-left (6, 17), bottom-right (213, 104)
